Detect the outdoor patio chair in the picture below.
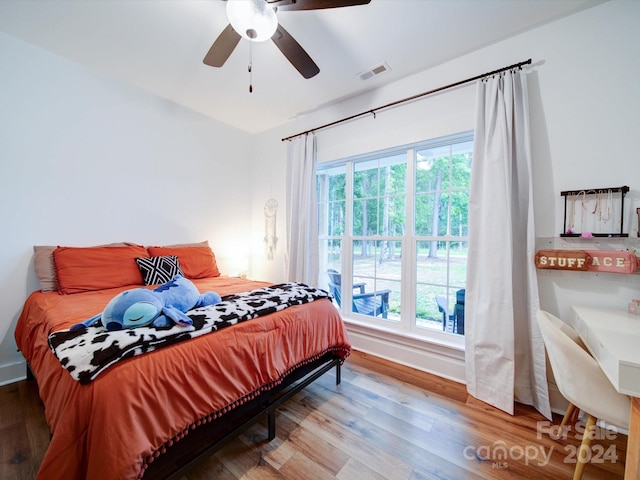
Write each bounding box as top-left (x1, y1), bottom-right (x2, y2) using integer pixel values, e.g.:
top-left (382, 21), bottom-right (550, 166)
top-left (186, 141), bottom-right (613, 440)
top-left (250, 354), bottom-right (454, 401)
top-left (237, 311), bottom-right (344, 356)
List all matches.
top-left (436, 295), bottom-right (455, 332)
top-left (326, 269), bottom-right (391, 318)
top-left (454, 288), bottom-right (465, 334)
top-left (435, 291), bottom-right (465, 334)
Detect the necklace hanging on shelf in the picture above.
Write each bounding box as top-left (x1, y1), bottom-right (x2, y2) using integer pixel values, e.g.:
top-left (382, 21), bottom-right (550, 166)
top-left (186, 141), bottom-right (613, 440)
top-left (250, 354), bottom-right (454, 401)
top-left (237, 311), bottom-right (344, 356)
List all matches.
top-left (601, 189), bottom-right (612, 224)
top-left (597, 191), bottom-right (602, 223)
top-left (566, 193), bottom-right (577, 234)
top-left (593, 191), bottom-right (601, 233)
top-left (577, 190), bottom-right (587, 233)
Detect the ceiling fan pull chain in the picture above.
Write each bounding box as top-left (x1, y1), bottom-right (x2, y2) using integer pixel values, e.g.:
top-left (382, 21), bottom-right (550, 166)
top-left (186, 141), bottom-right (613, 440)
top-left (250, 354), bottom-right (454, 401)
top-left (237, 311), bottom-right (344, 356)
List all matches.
top-left (248, 41), bottom-right (253, 93)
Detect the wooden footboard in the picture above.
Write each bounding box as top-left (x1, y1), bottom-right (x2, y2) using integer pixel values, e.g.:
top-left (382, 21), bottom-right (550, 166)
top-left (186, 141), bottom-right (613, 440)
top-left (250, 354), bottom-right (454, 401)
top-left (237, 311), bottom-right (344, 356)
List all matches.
top-left (143, 353), bottom-right (343, 480)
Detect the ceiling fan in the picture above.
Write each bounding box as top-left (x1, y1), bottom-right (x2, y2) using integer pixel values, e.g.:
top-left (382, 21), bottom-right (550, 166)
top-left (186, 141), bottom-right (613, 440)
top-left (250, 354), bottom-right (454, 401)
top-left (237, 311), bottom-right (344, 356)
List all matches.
top-left (203, 0), bottom-right (371, 79)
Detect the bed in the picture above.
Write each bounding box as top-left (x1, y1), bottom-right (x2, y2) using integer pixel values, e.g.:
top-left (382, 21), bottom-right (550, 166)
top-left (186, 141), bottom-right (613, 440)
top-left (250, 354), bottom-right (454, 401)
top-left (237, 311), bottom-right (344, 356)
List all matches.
top-left (14, 242), bottom-right (351, 480)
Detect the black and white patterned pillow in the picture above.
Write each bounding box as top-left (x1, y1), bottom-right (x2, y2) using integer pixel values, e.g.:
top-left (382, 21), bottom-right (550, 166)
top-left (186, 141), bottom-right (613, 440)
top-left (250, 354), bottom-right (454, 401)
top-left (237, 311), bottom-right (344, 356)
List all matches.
top-left (135, 256), bottom-right (184, 285)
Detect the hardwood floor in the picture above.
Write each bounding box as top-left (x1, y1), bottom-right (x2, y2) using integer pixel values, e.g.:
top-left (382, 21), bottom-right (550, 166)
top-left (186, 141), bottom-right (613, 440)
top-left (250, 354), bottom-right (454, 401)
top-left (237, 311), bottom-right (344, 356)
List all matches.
top-left (0, 374), bottom-right (49, 480)
top-left (0, 350), bottom-right (627, 479)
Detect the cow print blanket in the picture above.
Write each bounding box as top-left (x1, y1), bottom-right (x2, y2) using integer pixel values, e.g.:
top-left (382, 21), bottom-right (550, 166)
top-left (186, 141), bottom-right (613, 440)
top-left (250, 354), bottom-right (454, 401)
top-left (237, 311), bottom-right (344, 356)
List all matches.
top-left (48, 283), bottom-right (332, 384)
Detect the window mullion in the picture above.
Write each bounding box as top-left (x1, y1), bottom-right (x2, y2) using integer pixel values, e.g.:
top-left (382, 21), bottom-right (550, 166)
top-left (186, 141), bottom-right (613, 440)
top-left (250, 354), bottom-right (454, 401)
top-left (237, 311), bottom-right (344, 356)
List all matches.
top-left (342, 162), bottom-right (354, 316)
top-left (404, 149), bottom-right (416, 332)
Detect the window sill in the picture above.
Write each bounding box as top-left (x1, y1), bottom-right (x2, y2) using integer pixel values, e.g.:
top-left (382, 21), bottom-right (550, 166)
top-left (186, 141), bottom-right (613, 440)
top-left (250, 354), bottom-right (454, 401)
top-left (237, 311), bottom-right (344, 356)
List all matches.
top-left (343, 315), bottom-right (465, 350)
top-left (342, 315), bottom-right (466, 384)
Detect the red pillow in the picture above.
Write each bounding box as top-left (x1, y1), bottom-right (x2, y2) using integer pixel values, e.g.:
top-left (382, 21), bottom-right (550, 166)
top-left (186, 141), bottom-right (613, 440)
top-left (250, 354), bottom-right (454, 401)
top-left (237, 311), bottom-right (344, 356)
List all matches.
top-left (146, 245), bottom-right (220, 279)
top-left (53, 245), bottom-right (148, 294)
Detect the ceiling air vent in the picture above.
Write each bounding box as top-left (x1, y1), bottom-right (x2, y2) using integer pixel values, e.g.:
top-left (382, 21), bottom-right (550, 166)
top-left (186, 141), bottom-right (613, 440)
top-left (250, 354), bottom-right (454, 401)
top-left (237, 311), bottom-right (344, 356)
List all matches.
top-left (358, 62), bottom-right (391, 81)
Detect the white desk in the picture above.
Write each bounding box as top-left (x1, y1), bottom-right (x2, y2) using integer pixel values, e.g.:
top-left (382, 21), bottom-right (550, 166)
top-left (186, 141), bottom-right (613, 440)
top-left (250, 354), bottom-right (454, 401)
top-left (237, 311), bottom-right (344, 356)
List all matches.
top-left (570, 306), bottom-right (640, 480)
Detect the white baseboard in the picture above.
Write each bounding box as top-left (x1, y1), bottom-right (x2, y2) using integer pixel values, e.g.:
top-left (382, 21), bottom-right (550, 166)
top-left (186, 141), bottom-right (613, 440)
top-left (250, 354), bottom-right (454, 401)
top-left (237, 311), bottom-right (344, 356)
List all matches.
top-left (0, 360), bottom-right (27, 386)
top-left (345, 321), bottom-right (466, 384)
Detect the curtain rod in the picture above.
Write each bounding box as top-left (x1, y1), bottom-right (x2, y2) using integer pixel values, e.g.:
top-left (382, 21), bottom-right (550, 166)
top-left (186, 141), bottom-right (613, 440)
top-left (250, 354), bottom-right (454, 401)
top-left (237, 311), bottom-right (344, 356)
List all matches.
top-left (281, 58), bottom-right (532, 142)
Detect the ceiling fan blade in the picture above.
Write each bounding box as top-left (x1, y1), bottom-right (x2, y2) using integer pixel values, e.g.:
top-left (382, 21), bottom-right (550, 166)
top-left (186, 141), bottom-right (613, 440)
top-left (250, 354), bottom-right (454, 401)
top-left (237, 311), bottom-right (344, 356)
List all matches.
top-left (203, 24), bottom-right (241, 67)
top-left (271, 24), bottom-right (320, 79)
top-left (268, 0), bottom-right (370, 11)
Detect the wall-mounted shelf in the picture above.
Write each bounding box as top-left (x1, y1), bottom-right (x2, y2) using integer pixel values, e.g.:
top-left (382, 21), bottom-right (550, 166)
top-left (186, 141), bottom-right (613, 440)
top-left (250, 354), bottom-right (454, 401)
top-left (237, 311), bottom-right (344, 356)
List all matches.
top-left (560, 185), bottom-right (629, 237)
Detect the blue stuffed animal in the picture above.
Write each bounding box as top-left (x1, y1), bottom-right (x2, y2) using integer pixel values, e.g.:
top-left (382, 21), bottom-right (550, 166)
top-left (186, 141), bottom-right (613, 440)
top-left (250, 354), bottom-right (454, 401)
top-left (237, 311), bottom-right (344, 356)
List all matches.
top-left (71, 274), bottom-right (221, 331)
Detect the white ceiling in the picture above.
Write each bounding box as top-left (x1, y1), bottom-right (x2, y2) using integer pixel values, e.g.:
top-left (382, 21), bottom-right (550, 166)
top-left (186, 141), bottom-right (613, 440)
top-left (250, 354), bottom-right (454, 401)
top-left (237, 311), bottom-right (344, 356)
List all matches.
top-left (0, 0), bottom-right (604, 134)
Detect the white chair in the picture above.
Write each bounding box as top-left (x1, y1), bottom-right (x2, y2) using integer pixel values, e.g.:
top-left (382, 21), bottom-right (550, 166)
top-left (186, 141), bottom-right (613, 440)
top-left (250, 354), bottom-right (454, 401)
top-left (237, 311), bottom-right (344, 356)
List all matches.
top-left (550, 314), bottom-right (589, 429)
top-left (537, 310), bottom-right (630, 480)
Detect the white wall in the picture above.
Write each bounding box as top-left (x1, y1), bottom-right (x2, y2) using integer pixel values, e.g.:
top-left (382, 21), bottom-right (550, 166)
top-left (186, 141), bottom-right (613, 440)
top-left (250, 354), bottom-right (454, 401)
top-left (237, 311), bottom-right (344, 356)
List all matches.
top-left (251, 0), bottom-right (640, 382)
top-left (0, 32), bottom-right (254, 383)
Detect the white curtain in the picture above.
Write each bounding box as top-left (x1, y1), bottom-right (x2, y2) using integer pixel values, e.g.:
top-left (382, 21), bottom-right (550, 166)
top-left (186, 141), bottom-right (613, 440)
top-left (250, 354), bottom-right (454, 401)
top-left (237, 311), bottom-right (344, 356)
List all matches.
top-left (285, 133), bottom-right (319, 285)
top-left (465, 70), bottom-right (551, 419)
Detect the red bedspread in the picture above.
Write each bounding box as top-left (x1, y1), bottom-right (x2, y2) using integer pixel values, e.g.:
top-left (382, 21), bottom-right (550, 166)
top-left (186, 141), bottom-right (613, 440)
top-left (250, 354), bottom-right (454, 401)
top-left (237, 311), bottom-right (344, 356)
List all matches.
top-left (14, 277), bottom-right (351, 480)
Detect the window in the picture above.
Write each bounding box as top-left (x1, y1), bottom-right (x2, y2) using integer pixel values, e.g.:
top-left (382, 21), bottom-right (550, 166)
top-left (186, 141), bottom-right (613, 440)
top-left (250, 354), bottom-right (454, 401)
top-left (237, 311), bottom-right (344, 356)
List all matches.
top-left (317, 132), bottom-right (473, 337)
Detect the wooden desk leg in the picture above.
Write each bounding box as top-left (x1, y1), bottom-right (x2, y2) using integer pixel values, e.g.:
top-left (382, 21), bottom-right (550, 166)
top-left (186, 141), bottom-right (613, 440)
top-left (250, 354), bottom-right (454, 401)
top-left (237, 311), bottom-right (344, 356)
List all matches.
top-left (625, 397), bottom-right (640, 480)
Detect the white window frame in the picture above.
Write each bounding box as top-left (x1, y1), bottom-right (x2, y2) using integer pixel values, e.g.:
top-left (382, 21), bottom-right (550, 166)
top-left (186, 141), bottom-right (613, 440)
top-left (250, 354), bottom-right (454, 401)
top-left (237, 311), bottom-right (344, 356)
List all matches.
top-left (317, 131), bottom-right (472, 348)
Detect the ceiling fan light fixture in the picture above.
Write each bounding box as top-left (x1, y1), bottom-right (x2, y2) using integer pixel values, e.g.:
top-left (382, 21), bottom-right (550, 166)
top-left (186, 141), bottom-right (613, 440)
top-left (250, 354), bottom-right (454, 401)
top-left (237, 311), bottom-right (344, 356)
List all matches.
top-left (226, 0), bottom-right (278, 42)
